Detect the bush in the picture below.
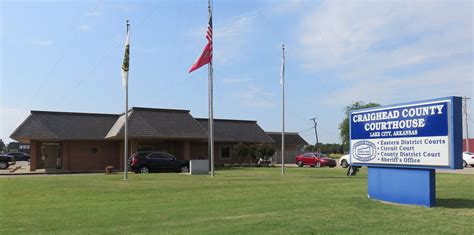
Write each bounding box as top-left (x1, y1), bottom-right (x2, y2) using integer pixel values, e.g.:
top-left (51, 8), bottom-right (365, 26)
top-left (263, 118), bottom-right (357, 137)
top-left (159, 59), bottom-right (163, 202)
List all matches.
top-left (253, 143), bottom-right (275, 164)
top-left (231, 143), bottom-right (249, 164)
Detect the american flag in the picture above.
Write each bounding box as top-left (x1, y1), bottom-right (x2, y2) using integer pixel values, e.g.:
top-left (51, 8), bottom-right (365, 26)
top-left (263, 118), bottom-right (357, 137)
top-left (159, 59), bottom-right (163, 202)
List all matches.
top-left (188, 16), bottom-right (213, 73)
top-left (206, 16), bottom-right (212, 44)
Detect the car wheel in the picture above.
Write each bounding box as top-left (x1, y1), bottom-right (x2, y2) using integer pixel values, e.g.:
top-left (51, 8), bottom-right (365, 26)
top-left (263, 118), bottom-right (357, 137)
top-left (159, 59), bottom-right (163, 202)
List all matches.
top-left (463, 160), bottom-right (467, 168)
top-left (180, 165), bottom-right (189, 173)
top-left (297, 161), bottom-right (303, 167)
top-left (0, 162), bottom-right (7, 169)
top-left (139, 166), bottom-right (149, 174)
top-left (341, 160), bottom-right (349, 168)
top-left (316, 162), bottom-right (321, 168)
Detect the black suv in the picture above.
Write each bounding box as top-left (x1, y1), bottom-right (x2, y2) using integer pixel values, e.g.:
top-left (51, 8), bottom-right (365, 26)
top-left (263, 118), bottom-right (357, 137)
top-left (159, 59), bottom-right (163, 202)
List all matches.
top-left (0, 154), bottom-right (16, 169)
top-left (128, 151), bottom-right (189, 174)
top-left (7, 152), bottom-right (30, 161)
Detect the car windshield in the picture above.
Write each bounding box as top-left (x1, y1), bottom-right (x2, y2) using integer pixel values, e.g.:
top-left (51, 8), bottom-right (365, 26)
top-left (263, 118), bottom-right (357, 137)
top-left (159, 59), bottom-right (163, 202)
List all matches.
top-left (465, 152), bottom-right (473, 155)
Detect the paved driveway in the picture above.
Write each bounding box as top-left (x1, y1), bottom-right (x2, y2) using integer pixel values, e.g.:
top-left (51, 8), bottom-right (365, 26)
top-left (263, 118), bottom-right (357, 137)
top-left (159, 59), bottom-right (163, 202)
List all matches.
top-left (0, 161), bottom-right (34, 175)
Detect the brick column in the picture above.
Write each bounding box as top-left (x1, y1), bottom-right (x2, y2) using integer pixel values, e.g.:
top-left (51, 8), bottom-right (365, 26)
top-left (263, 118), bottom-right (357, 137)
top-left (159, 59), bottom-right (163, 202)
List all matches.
top-left (30, 140), bottom-right (37, 171)
top-left (118, 141), bottom-right (124, 170)
top-left (184, 141), bottom-right (191, 160)
top-left (62, 141), bottom-right (69, 171)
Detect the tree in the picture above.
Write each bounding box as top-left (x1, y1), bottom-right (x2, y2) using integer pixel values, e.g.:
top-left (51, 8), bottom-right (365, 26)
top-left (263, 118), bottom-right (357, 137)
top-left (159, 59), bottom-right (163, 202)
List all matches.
top-left (249, 144), bottom-right (259, 163)
top-left (253, 143), bottom-right (275, 162)
top-left (250, 143), bottom-right (275, 165)
top-left (303, 145), bottom-right (315, 152)
top-left (339, 101), bottom-right (380, 151)
top-left (232, 143), bottom-right (250, 164)
top-left (0, 139), bottom-right (5, 153)
top-left (6, 142), bottom-right (20, 153)
top-left (303, 143), bottom-right (344, 154)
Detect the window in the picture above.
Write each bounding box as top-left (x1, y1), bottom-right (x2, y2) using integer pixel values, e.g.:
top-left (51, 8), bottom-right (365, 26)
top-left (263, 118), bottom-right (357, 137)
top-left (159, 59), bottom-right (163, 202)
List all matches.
top-left (162, 153), bottom-right (175, 160)
top-left (91, 147), bottom-right (98, 154)
top-left (147, 153), bottom-right (168, 160)
top-left (220, 146), bottom-right (231, 159)
top-left (19, 145), bottom-right (30, 150)
top-left (147, 153), bottom-right (159, 159)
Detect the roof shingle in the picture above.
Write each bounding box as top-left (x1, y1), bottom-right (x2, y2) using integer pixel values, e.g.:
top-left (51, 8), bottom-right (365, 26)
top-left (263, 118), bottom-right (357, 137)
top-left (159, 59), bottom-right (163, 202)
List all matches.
top-left (266, 132), bottom-right (309, 146)
top-left (197, 118), bottom-right (274, 143)
top-left (106, 108), bottom-right (207, 139)
top-left (10, 111), bottom-right (119, 141)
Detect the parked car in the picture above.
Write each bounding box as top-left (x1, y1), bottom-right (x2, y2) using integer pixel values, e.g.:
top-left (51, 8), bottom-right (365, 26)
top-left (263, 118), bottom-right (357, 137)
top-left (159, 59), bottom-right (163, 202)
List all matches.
top-left (339, 154), bottom-right (350, 168)
top-left (295, 152), bottom-right (336, 168)
top-left (0, 154), bottom-right (16, 169)
top-left (128, 151), bottom-right (189, 174)
top-left (7, 152), bottom-right (30, 161)
top-left (463, 152), bottom-right (474, 168)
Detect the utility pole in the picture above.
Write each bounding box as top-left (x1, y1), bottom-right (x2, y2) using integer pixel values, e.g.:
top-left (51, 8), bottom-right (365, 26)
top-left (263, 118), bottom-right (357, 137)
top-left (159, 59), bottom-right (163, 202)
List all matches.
top-left (463, 96), bottom-right (471, 152)
top-left (310, 118), bottom-right (319, 153)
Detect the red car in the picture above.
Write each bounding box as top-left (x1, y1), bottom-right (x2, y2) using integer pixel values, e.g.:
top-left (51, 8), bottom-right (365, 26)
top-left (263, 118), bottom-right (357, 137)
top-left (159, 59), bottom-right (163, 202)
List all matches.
top-left (295, 152), bottom-right (337, 168)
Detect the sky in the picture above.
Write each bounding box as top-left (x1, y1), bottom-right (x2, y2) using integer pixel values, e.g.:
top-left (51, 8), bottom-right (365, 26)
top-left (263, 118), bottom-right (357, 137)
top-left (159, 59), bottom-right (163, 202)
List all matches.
top-left (0, 0), bottom-right (473, 144)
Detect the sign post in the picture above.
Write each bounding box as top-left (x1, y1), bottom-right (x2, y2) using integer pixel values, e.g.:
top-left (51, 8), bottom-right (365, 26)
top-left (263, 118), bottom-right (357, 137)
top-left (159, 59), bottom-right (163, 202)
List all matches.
top-left (350, 97), bottom-right (463, 207)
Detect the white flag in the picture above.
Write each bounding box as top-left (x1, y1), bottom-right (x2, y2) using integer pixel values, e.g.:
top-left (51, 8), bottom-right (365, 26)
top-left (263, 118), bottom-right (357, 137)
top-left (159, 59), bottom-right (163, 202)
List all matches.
top-left (280, 44), bottom-right (285, 85)
top-left (121, 30), bottom-right (130, 90)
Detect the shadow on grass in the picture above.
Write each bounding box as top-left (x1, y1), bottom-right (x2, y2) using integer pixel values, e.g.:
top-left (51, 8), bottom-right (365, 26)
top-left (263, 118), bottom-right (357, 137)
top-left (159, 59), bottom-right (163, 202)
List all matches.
top-left (436, 198), bottom-right (474, 209)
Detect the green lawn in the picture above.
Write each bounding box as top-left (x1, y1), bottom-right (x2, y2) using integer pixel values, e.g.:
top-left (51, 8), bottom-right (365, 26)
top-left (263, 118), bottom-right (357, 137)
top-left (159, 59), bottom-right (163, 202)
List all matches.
top-left (1, 168), bottom-right (473, 234)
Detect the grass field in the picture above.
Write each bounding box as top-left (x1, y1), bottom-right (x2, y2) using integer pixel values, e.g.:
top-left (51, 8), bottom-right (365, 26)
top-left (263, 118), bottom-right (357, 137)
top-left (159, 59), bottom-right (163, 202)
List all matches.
top-left (1, 168), bottom-right (473, 234)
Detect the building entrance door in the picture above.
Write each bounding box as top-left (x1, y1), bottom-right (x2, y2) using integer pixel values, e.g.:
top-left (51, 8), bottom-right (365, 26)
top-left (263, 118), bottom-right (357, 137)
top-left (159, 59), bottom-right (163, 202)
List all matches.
top-left (40, 143), bottom-right (62, 170)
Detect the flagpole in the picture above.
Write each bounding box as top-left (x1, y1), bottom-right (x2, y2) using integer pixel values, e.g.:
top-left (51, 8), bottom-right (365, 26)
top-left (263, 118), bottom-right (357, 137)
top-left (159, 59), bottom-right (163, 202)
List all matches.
top-left (208, 0), bottom-right (215, 177)
top-left (281, 44), bottom-right (285, 175)
top-left (124, 20), bottom-right (130, 181)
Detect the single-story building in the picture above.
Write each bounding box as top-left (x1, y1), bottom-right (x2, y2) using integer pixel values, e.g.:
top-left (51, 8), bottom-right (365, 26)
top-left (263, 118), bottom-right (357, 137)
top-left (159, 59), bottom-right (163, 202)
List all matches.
top-left (10, 107), bottom-right (304, 172)
top-left (266, 132), bottom-right (309, 164)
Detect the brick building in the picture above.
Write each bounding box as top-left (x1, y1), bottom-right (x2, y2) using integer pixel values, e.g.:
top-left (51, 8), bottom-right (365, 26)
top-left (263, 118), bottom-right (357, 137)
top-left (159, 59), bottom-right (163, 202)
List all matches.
top-left (10, 107), bottom-right (302, 173)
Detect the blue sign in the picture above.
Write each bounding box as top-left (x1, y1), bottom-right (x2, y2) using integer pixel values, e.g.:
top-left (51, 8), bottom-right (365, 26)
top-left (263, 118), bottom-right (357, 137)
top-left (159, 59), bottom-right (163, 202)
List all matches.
top-left (349, 97), bottom-right (463, 207)
top-left (350, 96), bottom-right (463, 170)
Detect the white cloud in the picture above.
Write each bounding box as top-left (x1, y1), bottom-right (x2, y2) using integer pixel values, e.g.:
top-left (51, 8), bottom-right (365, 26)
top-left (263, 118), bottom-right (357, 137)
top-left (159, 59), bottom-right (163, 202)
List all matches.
top-left (215, 11), bottom-right (258, 64)
top-left (32, 40), bottom-right (53, 47)
top-left (77, 24), bottom-right (91, 32)
top-left (188, 11), bottom-right (258, 65)
top-left (221, 77), bottom-right (250, 84)
top-left (237, 85), bottom-right (276, 108)
top-left (295, 0), bottom-right (473, 105)
top-left (216, 11), bottom-right (258, 39)
top-left (271, 0), bottom-right (311, 14)
top-left (86, 9), bottom-right (103, 17)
